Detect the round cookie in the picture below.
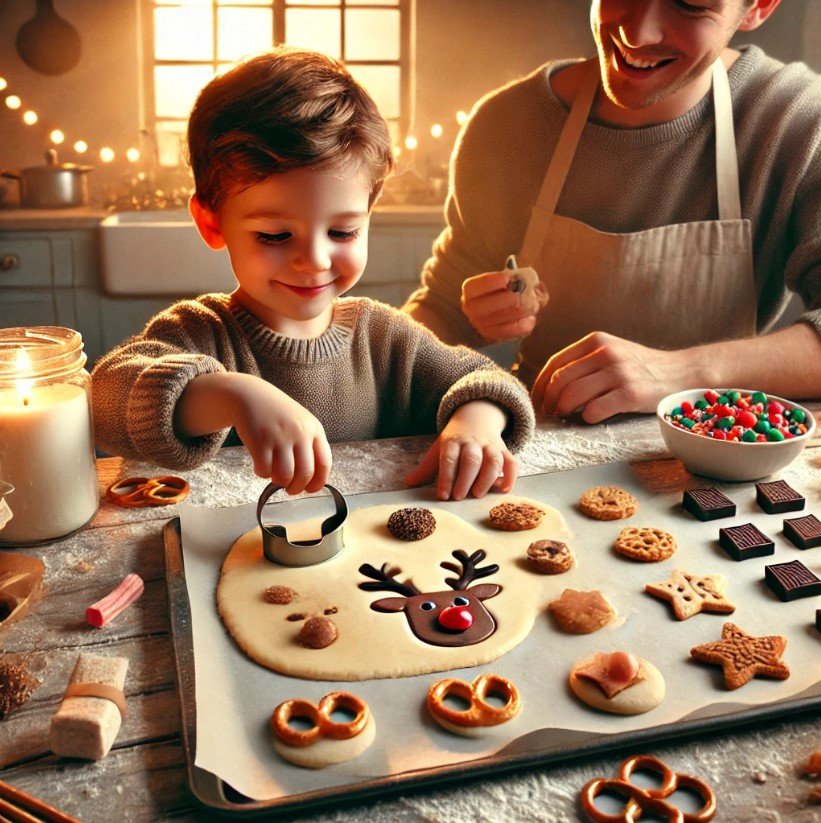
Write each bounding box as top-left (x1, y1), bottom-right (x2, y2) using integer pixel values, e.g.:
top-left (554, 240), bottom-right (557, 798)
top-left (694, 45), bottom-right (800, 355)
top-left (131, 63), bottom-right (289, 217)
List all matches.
top-left (386, 507), bottom-right (436, 541)
top-left (569, 654), bottom-right (665, 715)
top-left (527, 539), bottom-right (575, 574)
top-left (579, 486), bottom-right (638, 521)
top-left (615, 526), bottom-right (676, 562)
top-left (273, 714), bottom-right (376, 768)
top-left (548, 589), bottom-right (615, 634)
top-left (489, 502), bottom-right (545, 531)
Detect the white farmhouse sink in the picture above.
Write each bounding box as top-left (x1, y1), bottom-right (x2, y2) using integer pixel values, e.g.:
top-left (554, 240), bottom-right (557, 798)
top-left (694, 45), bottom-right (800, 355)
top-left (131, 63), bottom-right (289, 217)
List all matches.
top-left (100, 210), bottom-right (235, 295)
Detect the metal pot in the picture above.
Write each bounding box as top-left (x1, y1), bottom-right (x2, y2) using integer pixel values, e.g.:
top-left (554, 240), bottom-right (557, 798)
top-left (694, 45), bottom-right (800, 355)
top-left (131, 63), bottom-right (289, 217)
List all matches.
top-left (1, 149), bottom-right (93, 208)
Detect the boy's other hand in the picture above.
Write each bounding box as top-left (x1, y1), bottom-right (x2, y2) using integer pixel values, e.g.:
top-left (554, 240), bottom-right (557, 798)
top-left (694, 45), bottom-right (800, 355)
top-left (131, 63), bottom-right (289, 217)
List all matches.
top-left (405, 400), bottom-right (518, 500)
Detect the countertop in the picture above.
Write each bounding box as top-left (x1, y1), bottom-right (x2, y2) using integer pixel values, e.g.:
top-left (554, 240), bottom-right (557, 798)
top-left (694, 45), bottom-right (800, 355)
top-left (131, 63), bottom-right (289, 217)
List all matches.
top-left (0, 207), bottom-right (109, 231)
top-left (0, 412), bottom-right (819, 822)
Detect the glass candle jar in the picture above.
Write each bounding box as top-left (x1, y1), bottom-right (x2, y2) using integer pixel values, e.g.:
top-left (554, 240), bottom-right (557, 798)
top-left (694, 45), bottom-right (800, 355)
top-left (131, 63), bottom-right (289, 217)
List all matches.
top-left (0, 327), bottom-right (99, 545)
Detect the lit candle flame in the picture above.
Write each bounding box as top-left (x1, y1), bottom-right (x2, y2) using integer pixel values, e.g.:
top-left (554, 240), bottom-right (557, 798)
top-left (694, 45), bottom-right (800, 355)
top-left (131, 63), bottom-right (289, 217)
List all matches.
top-left (14, 349), bottom-right (34, 407)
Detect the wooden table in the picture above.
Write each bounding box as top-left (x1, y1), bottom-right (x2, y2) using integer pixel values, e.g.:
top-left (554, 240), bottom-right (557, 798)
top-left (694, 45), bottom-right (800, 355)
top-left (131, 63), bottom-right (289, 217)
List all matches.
top-left (1, 412), bottom-right (819, 822)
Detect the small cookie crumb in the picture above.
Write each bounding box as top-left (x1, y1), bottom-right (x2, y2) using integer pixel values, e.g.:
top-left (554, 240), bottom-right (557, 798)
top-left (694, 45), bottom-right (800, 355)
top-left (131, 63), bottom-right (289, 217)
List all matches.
top-left (527, 540), bottom-right (574, 574)
top-left (806, 751), bottom-right (821, 776)
top-left (286, 612), bottom-right (308, 622)
top-left (489, 502), bottom-right (545, 531)
top-left (387, 508), bottom-right (437, 541)
top-left (263, 585), bottom-right (297, 605)
top-left (296, 616), bottom-right (338, 649)
top-left (72, 560), bottom-right (94, 575)
top-left (0, 658), bottom-right (40, 720)
top-left (752, 772), bottom-right (767, 784)
top-left (323, 606), bottom-right (338, 615)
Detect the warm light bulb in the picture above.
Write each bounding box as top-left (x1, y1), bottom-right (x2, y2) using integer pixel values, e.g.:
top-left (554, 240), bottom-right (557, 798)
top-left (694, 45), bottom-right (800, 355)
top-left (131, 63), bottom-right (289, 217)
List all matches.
top-left (0, 78), bottom-right (7, 92)
top-left (392, 145), bottom-right (402, 159)
top-left (22, 110), bottom-right (38, 125)
top-left (430, 123), bottom-right (444, 139)
top-left (14, 349), bottom-right (34, 406)
top-left (73, 140), bottom-right (88, 154)
top-left (100, 147), bottom-right (115, 163)
top-left (404, 135), bottom-right (418, 151)
top-left (456, 110), bottom-right (469, 126)
top-left (49, 129), bottom-right (65, 145)
top-left (5, 95), bottom-right (22, 110)
top-left (126, 147), bottom-right (140, 163)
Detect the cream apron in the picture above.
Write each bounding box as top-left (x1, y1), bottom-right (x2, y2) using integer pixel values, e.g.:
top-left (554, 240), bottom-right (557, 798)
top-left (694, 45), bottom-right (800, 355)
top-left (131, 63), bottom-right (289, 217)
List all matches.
top-left (514, 59), bottom-right (755, 386)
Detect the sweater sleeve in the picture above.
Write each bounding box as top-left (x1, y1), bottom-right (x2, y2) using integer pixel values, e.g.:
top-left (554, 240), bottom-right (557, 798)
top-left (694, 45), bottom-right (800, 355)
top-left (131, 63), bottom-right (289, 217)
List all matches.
top-left (371, 303), bottom-right (535, 452)
top-left (91, 298), bottom-right (237, 469)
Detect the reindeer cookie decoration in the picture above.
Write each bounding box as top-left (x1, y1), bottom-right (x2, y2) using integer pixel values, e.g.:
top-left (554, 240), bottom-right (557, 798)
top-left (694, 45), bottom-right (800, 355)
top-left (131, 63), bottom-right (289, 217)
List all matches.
top-left (358, 550), bottom-right (501, 647)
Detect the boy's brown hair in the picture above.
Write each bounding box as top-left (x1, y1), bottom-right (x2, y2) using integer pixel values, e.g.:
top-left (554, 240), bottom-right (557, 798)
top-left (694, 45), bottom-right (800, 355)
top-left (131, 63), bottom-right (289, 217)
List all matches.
top-left (187, 46), bottom-right (394, 212)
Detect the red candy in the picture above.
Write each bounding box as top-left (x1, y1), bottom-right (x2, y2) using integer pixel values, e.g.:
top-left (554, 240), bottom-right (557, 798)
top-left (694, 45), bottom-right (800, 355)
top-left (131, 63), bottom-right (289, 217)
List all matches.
top-left (736, 410), bottom-right (757, 429)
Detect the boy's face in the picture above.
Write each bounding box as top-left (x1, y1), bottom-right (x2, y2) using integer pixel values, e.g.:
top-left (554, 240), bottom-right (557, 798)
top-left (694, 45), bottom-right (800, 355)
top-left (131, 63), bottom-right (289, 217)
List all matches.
top-left (590, 0), bottom-right (750, 119)
top-left (195, 164), bottom-right (371, 337)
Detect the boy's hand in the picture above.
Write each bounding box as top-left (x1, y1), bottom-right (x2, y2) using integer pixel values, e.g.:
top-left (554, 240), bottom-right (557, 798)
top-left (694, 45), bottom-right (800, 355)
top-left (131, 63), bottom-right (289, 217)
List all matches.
top-left (176, 372), bottom-right (332, 495)
top-left (405, 400), bottom-right (518, 500)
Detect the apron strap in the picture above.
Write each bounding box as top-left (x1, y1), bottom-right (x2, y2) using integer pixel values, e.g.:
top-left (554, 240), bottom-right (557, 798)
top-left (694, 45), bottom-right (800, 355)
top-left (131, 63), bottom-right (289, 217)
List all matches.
top-left (712, 59), bottom-right (742, 221)
top-left (518, 62), bottom-right (600, 266)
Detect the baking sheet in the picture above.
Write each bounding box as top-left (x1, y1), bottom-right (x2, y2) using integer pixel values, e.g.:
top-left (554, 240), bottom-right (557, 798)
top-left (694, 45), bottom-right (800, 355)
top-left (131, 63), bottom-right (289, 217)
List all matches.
top-left (167, 461), bottom-right (820, 812)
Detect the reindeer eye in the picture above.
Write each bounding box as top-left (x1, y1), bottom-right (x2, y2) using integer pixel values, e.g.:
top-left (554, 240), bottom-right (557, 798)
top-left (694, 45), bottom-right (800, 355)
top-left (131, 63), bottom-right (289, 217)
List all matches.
top-left (420, 601), bottom-right (436, 611)
top-left (453, 596), bottom-right (469, 606)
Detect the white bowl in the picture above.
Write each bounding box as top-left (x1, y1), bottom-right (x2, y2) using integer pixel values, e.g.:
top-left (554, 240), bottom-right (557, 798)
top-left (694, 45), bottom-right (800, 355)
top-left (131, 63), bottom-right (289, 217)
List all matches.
top-left (656, 388), bottom-right (815, 481)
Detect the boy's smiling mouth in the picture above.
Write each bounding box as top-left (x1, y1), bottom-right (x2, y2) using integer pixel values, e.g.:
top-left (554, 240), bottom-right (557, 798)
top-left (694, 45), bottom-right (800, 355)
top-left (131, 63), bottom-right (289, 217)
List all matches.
top-left (277, 282), bottom-right (334, 298)
top-left (611, 37), bottom-right (676, 75)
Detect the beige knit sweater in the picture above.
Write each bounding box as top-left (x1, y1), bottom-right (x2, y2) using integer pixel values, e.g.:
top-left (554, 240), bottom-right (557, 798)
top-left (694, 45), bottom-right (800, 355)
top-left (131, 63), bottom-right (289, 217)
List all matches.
top-left (91, 294), bottom-right (535, 470)
top-left (404, 46), bottom-right (821, 359)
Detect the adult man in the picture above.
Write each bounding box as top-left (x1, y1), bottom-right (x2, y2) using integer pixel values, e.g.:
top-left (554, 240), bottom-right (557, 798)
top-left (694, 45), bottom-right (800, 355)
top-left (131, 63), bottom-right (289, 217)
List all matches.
top-left (403, 0), bottom-right (821, 422)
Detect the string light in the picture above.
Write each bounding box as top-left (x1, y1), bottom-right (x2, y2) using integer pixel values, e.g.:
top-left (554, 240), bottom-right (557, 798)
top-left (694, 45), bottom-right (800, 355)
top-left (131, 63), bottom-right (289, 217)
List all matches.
top-left (456, 110), bottom-right (469, 126)
top-left (5, 95), bottom-right (22, 110)
top-left (100, 147), bottom-right (115, 163)
top-left (22, 110), bottom-right (38, 125)
top-left (0, 78), bottom-right (8, 92)
top-left (49, 129), bottom-right (65, 145)
top-left (126, 147), bottom-right (140, 163)
top-left (430, 123), bottom-right (443, 138)
top-left (404, 135), bottom-right (418, 151)
top-left (73, 140), bottom-right (88, 154)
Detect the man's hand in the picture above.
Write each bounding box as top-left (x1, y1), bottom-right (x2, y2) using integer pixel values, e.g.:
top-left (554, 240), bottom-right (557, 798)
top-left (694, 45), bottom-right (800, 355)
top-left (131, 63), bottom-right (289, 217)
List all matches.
top-left (176, 372), bottom-right (332, 494)
top-left (405, 400), bottom-right (518, 500)
top-left (461, 269), bottom-right (548, 343)
top-left (531, 331), bottom-right (687, 422)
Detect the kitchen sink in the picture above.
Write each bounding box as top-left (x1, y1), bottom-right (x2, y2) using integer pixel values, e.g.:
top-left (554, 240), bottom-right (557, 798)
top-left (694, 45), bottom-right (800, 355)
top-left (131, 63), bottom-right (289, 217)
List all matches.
top-left (99, 210), bottom-right (235, 295)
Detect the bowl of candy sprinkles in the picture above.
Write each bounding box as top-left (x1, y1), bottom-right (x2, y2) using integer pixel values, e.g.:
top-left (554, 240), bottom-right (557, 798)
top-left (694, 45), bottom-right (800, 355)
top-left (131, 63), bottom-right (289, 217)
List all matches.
top-left (656, 388), bottom-right (815, 481)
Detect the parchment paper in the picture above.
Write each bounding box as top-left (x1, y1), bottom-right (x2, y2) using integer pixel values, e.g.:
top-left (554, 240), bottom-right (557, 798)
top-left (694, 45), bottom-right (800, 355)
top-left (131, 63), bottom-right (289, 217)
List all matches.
top-left (177, 462), bottom-right (820, 801)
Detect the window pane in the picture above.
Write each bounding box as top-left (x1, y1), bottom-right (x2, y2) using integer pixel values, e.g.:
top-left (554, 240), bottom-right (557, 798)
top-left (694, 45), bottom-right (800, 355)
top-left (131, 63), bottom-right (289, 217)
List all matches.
top-left (345, 9), bottom-right (399, 61)
top-left (155, 0), bottom-right (212, 6)
top-left (218, 1), bottom-right (273, 5)
top-left (155, 65), bottom-right (215, 118)
top-left (218, 7), bottom-right (273, 60)
top-left (285, 9), bottom-right (340, 58)
top-left (347, 0), bottom-right (398, 5)
top-left (154, 6), bottom-right (213, 60)
top-left (286, 1), bottom-right (340, 6)
top-left (155, 120), bottom-right (187, 167)
top-left (348, 64), bottom-right (399, 119)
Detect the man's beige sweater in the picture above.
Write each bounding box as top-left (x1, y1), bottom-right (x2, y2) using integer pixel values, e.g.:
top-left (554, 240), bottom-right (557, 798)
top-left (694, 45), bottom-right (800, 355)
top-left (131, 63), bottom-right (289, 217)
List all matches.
top-left (91, 294), bottom-right (535, 470)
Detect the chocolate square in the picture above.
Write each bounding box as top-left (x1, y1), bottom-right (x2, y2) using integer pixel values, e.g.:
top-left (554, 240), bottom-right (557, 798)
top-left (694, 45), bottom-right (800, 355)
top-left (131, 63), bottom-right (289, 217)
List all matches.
top-left (719, 523), bottom-right (775, 561)
top-left (783, 514), bottom-right (821, 550)
top-left (764, 560), bottom-right (821, 602)
top-left (755, 480), bottom-right (805, 515)
top-left (682, 488), bottom-right (736, 521)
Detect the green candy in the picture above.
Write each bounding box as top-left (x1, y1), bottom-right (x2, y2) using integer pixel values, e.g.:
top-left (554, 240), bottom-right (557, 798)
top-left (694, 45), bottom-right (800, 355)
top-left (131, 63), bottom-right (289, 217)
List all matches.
top-left (717, 394), bottom-right (730, 405)
top-left (694, 399), bottom-right (709, 410)
top-left (752, 391), bottom-right (768, 404)
top-left (671, 406), bottom-right (683, 417)
top-left (791, 408), bottom-right (806, 423)
top-left (715, 416), bottom-right (735, 430)
top-left (728, 390), bottom-right (741, 403)
top-left (679, 417), bottom-right (696, 429)
top-left (754, 419), bottom-right (771, 434)
top-left (742, 430), bottom-right (758, 442)
top-left (767, 428), bottom-right (785, 442)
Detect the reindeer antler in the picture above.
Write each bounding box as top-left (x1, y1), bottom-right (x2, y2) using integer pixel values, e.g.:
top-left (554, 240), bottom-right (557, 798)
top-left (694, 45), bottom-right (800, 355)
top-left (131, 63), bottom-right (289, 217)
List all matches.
top-left (441, 550), bottom-right (499, 590)
top-left (358, 563), bottom-right (421, 597)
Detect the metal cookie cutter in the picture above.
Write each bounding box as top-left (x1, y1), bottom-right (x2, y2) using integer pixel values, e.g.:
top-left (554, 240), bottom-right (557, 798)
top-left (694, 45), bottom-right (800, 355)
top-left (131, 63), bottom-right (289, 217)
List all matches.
top-left (256, 482), bottom-right (348, 566)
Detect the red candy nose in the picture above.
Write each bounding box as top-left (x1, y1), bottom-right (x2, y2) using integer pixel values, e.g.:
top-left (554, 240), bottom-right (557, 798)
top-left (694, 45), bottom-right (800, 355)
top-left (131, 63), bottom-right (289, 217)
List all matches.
top-left (438, 606), bottom-right (473, 632)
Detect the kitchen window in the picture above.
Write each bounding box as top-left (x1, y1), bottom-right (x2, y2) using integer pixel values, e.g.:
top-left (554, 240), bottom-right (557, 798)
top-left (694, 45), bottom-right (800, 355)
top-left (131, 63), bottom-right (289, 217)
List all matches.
top-left (141, 0), bottom-right (413, 167)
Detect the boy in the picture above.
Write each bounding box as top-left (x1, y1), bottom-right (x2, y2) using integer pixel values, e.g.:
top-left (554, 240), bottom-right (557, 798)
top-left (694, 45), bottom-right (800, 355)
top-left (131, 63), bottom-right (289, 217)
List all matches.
top-left (92, 46), bottom-right (534, 501)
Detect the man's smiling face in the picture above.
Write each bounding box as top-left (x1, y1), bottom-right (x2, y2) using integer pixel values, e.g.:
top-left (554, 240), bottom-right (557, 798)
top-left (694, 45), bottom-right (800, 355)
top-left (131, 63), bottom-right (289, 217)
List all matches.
top-left (590, 0), bottom-right (749, 116)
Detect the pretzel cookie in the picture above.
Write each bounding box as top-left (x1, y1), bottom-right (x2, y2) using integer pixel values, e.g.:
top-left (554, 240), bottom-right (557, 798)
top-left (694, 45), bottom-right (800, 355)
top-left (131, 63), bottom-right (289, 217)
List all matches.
top-left (489, 502), bottom-right (545, 531)
top-left (427, 673), bottom-right (522, 737)
top-left (271, 691), bottom-right (375, 768)
top-left (578, 486), bottom-right (638, 521)
top-left (527, 539), bottom-right (575, 574)
top-left (615, 527), bottom-right (676, 562)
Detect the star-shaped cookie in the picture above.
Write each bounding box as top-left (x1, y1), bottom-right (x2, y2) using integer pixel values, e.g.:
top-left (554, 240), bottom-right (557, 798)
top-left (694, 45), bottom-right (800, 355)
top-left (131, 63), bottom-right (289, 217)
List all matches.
top-left (645, 569), bottom-right (736, 620)
top-left (690, 622), bottom-right (790, 690)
